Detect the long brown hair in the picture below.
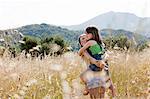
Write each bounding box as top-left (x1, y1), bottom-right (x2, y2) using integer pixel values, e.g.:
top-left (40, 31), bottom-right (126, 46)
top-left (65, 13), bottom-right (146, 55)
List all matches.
top-left (85, 26), bottom-right (102, 45)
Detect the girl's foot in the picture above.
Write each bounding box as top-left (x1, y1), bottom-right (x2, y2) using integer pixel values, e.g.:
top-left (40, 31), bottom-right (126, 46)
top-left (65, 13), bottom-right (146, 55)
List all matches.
top-left (83, 89), bottom-right (89, 95)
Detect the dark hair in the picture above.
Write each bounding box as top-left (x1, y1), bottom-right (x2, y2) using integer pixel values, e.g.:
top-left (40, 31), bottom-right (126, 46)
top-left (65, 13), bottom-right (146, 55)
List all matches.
top-left (78, 37), bottom-right (82, 47)
top-left (85, 26), bottom-right (102, 45)
top-left (78, 34), bottom-right (86, 47)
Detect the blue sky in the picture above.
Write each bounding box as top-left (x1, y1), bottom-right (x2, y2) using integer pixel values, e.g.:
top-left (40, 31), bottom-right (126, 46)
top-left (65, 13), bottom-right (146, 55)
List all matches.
top-left (0, 0), bottom-right (149, 29)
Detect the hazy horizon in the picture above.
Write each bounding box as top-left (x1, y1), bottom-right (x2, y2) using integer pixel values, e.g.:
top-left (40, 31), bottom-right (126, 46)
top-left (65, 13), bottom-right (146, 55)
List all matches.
top-left (0, 0), bottom-right (149, 29)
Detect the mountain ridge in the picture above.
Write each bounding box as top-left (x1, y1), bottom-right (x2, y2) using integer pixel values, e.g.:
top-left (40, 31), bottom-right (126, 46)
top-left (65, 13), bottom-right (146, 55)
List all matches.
top-left (0, 23), bottom-right (149, 50)
top-left (16, 23), bottom-right (148, 49)
top-left (62, 11), bottom-right (150, 37)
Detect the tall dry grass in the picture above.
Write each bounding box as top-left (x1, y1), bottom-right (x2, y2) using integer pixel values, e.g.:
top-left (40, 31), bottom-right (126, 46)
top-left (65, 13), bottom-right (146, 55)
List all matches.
top-left (0, 49), bottom-right (149, 99)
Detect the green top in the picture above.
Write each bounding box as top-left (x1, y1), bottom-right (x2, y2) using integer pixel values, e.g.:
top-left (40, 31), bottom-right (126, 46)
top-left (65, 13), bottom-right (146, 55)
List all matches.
top-left (89, 43), bottom-right (104, 55)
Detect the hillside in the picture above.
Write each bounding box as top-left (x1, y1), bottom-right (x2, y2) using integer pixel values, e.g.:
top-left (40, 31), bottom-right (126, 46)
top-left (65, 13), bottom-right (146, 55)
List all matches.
top-left (63, 11), bottom-right (150, 37)
top-left (16, 24), bottom-right (148, 50)
top-left (17, 23), bottom-right (81, 50)
top-left (101, 29), bottom-right (147, 43)
top-left (0, 30), bottom-right (23, 47)
top-left (0, 23), bottom-right (148, 50)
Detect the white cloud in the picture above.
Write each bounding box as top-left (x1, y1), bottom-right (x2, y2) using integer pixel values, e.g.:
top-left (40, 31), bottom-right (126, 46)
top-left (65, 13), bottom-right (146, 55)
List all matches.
top-left (0, 0), bottom-right (149, 29)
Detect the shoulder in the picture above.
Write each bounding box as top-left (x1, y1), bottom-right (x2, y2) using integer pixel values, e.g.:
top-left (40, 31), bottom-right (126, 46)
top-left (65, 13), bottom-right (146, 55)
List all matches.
top-left (87, 40), bottom-right (97, 45)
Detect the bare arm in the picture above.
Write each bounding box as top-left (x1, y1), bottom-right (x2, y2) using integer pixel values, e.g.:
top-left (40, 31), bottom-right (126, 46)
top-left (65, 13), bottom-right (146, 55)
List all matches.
top-left (81, 51), bottom-right (100, 66)
top-left (81, 51), bottom-right (105, 68)
top-left (78, 40), bottom-right (96, 56)
top-left (78, 42), bottom-right (91, 56)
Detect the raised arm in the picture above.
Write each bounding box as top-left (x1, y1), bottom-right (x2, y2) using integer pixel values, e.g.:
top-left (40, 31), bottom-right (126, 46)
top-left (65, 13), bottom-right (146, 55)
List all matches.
top-left (78, 40), bottom-right (96, 56)
top-left (81, 50), bottom-right (105, 68)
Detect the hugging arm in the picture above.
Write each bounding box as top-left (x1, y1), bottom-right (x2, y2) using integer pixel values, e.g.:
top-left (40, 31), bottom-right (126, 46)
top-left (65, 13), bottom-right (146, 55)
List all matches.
top-left (82, 50), bottom-right (104, 68)
top-left (78, 41), bottom-right (92, 56)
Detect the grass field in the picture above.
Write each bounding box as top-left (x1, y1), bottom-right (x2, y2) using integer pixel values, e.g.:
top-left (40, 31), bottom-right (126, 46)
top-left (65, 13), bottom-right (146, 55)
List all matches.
top-left (0, 49), bottom-right (149, 99)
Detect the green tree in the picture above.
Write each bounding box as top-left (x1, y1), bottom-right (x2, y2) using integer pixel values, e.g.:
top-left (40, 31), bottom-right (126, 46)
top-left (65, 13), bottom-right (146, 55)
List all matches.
top-left (54, 36), bottom-right (65, 48)
top-left (117, 36), bottom-right (128, 50)
top-left (40, 36), bottom-right (54, 44)
top-left (20, 36), bottom-right (38, 52)
top-left (136, 42), bottom-right (149, 52)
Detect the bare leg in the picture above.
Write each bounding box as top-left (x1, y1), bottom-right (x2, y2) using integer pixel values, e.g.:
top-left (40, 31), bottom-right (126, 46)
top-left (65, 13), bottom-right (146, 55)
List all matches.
top-left (89, 87), bottom-right (105, 99)
top-left (80, 69), bottom-right (91, 95)
top-left (100, 87), bottom-right (105, 98)
top-left (109, 80), bottom-right (116, 97)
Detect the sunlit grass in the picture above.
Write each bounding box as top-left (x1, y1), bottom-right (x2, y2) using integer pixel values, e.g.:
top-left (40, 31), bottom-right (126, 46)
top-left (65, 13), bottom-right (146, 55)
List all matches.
top-left (0, 49), bottom-right (149, 99)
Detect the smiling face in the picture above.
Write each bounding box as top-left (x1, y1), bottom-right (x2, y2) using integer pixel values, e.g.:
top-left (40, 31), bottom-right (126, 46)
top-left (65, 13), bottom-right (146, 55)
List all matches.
top-left (79, 34), bottom-right (87, 46)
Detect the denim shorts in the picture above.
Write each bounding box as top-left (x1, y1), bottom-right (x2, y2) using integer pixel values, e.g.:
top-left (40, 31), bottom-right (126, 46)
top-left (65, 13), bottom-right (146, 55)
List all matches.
top-left (89, 64), bottom-right (102, 71)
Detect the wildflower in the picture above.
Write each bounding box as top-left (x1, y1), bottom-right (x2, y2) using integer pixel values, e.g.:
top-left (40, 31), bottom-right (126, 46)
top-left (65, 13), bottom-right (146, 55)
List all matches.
top-left (19, 90), bottom-right (25, 96)
top-left (14, 94), bottom-right (21, 98)
top-left (50, 64), bottom-right (63, 71)
top-left (60, 71), bottom-right (67, 79)
top-left (43, 95), bottom-right (50, 99)
top-left (131, 80), bottom-right (136, 84)
top-left (21, 86), bottom-right (28, 91)
top-left (9, 73), bottom-right (19, 81)
top-left (25, 79), bottom-right (37, 87)
top-left (61, 80), bottom-right (71, 93)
